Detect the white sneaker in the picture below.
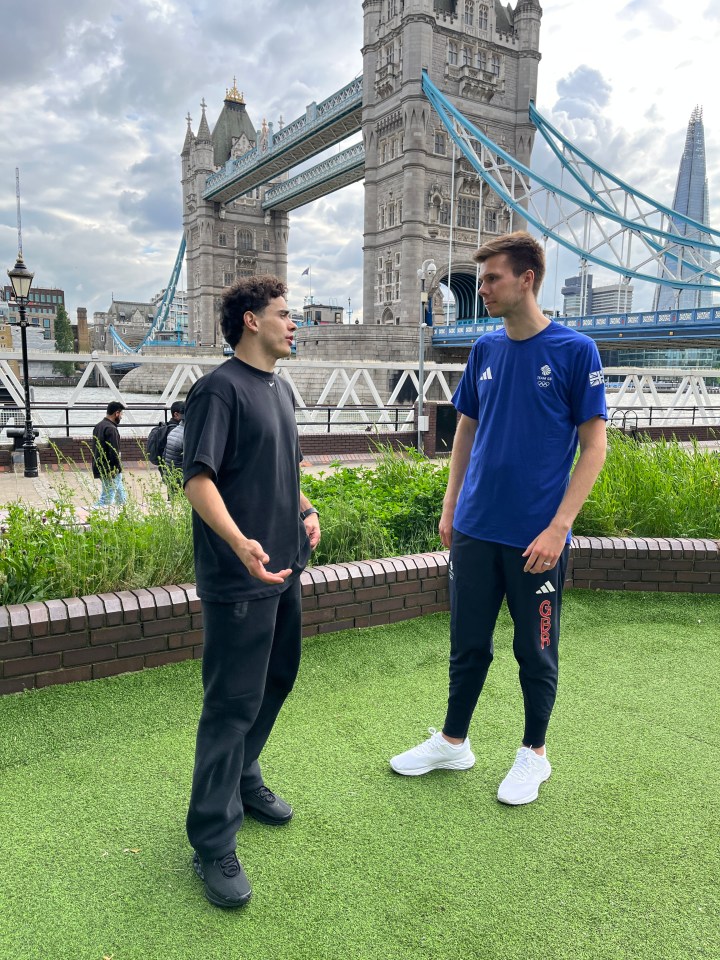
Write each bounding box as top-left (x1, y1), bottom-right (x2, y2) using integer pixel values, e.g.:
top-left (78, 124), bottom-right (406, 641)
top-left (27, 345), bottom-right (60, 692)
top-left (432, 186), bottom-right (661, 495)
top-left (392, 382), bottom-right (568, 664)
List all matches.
top-left (389, 728), bottom-right (476, 776)
top-left (497, 747), bottom-right (551, 805)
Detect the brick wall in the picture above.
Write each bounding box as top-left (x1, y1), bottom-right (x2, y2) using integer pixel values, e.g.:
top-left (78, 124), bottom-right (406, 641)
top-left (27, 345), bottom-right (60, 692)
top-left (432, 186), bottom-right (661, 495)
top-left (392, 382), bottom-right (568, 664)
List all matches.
top-left (0, 537), bottom-right (717, 696)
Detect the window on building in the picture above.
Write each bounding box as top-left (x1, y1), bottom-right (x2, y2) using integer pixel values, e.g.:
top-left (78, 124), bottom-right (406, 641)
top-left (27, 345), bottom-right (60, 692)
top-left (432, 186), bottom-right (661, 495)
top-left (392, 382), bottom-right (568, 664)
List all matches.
top-left (218, 233), bottom-right (227, 247)
top-left (388, 0), bottom-right (397, 16)
top-left (448, 41), bottom-right (458, 65)
top-left (379, 205), bottom-right (386, 230)
top-left (434, 131), bottom-right (446, 155)
top-left (465, 1), bottom-right (474, 25)
top-left (237, 229), bottom-right (253, 250)
top-left (262, 238), bottom-right (270, 252)
top-left (476, 49), bottom-right (486, 71)
top-left (457, 197), bottom-right (479, 230)
top-left (440, 202), bottom-right (451, 226)
top-left (385, 260), bottom-right (393, 302)
top-left (223, 272), bottom-right (234, 286)
top-left (388, 203), bottom-right (395, 228)
top-left (381, 140), bottom-right (387, 163)
top-left (485, 209), bottom-right (498, 232)
top-left (463, 46), bottom-right (472, 66)
top-left (398, 200), bottom-right (402, 222)
top-left (491, 54), bottom-right (501, 77)
top-left (478, 3), bottom-right (488, 29)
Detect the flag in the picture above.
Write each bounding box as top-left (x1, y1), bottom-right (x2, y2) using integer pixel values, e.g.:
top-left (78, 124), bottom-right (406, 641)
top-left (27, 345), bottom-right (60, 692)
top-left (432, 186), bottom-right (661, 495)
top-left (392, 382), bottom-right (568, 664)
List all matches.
top-left (301, 267), bottom-right (310, 276)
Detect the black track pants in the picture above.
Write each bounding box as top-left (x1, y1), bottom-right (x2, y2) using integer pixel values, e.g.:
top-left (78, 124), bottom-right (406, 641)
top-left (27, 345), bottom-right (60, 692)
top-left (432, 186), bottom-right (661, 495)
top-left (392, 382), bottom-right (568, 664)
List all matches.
top-left (443, 531), bottom-right (570, 748)
top-left (186, 578), bottom-right (302, 859)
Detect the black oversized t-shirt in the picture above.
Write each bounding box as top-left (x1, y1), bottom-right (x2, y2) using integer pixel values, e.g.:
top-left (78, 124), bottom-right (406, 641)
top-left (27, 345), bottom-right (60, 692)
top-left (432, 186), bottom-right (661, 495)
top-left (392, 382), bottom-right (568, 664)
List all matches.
top-left (183, 357), bottom-right (310, 602)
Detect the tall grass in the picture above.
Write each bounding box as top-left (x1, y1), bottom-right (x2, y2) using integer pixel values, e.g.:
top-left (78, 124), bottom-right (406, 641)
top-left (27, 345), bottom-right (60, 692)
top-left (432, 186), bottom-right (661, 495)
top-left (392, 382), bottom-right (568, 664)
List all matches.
top-left (576, 430), bottom-right (720, 538)
top-left (0, 469), bottom-right (194, 607)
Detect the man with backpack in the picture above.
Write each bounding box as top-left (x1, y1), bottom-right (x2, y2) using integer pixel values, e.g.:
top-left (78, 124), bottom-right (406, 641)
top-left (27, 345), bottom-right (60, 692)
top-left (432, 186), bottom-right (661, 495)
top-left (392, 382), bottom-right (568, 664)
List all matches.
top-left (161, 401), bottom-right (185, 487)
top-left (147, 401), bottom-right (184, 479)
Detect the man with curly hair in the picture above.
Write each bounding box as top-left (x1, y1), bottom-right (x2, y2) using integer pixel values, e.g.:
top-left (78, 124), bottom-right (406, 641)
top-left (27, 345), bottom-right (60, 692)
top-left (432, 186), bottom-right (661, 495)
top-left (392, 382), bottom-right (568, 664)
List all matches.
top-left (183, 275), bottom-right (321, 908)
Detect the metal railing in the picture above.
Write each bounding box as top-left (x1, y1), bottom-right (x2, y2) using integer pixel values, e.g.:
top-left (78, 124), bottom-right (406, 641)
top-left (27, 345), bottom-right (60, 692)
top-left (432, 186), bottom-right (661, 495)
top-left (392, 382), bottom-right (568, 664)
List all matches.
top-left (0, 401), bottom-right (416, 440)
top-left (608, 406), bottom-right (720, 430)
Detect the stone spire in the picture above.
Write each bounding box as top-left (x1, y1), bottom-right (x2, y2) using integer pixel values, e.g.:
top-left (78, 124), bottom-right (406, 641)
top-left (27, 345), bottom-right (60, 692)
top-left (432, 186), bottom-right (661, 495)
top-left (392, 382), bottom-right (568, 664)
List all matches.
top-left (196, 99), bottom-right (212, 142)
top-left (181, 112), bottom-right (195, 156)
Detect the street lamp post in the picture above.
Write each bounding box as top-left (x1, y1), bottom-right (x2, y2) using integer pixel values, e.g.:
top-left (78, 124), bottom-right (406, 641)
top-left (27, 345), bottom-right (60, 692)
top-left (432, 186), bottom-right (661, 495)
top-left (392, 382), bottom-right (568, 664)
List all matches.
top-left (7, 254), bottom-right (38, 478)
top-left (416, 259), bottom-right (437, 454)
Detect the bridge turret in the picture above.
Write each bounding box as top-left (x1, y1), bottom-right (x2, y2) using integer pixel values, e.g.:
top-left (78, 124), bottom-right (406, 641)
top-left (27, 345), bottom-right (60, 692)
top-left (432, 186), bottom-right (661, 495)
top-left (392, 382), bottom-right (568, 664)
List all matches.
top-left (182, 86), bottom-right (290, 347)
top-left (513, 0), bottom-right (542, 166)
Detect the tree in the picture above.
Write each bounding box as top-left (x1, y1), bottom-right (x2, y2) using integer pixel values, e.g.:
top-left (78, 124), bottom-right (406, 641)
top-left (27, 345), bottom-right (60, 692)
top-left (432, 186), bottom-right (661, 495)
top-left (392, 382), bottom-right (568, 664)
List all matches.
top-left (53, 305), bottom-right (76, 376)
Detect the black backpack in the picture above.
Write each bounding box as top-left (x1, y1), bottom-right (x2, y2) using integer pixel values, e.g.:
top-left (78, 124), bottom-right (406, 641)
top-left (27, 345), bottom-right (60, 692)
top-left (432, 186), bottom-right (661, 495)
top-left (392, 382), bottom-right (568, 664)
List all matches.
top-left (146, 421), bottom-right (173, 465)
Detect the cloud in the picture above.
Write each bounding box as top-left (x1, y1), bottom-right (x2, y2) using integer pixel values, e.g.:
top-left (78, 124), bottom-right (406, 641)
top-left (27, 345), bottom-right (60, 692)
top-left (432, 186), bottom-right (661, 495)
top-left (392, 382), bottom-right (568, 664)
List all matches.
top-left (556, 66), bottom-right (612, 111)
top-left (618, 0), bottom-right (681, 30)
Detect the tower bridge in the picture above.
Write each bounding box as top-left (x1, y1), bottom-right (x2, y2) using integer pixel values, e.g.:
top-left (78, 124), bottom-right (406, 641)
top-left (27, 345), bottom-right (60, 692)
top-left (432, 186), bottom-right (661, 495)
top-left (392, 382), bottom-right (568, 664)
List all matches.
top-left (182, 0), bottom-right (543, 349)
top-left (179, 0), bottom-right (718, 368)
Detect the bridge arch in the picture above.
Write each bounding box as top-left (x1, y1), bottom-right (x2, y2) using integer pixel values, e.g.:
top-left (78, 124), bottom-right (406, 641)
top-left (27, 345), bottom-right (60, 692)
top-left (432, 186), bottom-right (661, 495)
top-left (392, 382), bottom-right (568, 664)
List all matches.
top-left (434, 263), bottom-right (488, 324)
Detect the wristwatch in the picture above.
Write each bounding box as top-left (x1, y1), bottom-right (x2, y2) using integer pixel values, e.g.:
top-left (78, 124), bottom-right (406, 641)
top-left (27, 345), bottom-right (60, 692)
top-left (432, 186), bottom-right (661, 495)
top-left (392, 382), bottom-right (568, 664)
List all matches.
top-left (300, 507), bottom-right (319, 521)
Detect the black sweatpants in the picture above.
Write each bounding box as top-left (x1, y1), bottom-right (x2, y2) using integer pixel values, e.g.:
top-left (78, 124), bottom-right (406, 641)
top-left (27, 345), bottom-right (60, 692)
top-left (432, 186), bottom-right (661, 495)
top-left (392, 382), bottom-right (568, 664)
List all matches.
top-left (186, 578), bottom-right (302, 860)
top-left (444, 531), bottom-right (570, 748)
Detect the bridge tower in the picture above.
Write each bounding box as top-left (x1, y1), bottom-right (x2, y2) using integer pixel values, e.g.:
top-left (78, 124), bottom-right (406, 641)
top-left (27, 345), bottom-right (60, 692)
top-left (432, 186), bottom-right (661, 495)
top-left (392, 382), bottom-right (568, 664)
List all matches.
top-left (181, 83), bottom-right (289, 347)
top-left (362, 0), bottom-right (542, 328)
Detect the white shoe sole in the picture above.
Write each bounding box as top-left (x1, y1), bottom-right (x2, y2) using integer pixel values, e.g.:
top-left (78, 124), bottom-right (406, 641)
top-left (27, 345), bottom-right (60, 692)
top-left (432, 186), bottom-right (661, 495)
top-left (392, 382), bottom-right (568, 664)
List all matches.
top-left (389, 755), bottom-right (476, 776)
top-left (497, 771), bottom-right (551, 805)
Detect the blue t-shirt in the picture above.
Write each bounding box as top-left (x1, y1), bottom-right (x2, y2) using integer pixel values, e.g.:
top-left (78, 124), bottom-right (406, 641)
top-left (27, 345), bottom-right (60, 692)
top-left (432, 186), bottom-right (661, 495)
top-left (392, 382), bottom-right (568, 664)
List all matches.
top-left (452, 321), bottom-right (607, 549)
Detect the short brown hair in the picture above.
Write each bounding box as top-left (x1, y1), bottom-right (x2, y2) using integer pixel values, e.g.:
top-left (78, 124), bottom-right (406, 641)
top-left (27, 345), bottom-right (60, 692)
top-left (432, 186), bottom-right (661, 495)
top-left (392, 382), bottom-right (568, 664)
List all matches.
top-left (473, 231), bottom-right (545, 295)
top-left (221, 275), bottom-right (288, 348)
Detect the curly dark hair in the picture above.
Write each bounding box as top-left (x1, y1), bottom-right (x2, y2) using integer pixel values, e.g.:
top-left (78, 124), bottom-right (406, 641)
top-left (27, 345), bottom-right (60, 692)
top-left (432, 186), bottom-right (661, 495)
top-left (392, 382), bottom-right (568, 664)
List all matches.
top-left (473, 231), bottom-right (546, 295)
top-left (221, 275), bottom-right (288, 348)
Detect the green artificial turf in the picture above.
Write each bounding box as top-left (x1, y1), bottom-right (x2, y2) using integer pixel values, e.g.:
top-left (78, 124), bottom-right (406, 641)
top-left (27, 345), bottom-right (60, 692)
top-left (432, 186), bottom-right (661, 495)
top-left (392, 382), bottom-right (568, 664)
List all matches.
top-left (0, 591), bottom-right (718, 960)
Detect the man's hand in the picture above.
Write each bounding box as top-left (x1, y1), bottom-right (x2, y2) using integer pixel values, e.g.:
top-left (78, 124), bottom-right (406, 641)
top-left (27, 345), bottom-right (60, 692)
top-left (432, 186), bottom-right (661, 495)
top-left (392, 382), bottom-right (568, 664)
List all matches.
top-left (236, 538), bottom-right (292, 584)
top-left (522, 525), bottom-right (567, 574)
top-left (304, 514), bottom-right (321, 550)
top-left (439, 505), bottom-right (455, 549)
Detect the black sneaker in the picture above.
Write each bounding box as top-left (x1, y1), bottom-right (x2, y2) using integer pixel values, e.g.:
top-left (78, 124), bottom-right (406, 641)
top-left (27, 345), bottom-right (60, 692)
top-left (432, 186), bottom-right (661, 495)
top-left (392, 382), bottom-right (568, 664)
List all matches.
top-left (192, 850), bottom-right (252, 908)
top-left (242, 785), bottom-right (294, 825)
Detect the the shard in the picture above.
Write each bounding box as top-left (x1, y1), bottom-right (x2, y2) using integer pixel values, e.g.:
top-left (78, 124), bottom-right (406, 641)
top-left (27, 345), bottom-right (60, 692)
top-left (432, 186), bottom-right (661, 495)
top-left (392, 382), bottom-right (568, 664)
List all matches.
top-left (656, 107), bottom-right (712, 310)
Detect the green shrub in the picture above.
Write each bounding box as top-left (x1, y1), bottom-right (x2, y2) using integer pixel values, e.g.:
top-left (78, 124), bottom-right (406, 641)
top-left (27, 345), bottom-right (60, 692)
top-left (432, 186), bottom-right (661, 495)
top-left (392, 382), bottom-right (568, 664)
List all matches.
top-left (301, 444), bottom-right (448, 564)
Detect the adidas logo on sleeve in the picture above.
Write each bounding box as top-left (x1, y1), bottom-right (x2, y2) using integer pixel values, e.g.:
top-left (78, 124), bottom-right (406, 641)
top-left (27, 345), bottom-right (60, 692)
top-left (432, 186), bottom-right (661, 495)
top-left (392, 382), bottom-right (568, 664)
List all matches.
top-left (480, 366), bottom-right (493, 381)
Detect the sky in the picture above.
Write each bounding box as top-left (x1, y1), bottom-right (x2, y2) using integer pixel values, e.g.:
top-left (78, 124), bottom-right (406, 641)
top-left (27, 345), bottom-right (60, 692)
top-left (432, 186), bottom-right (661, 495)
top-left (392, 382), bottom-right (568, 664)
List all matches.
top-left (0, 0), bottom-right (718, 324)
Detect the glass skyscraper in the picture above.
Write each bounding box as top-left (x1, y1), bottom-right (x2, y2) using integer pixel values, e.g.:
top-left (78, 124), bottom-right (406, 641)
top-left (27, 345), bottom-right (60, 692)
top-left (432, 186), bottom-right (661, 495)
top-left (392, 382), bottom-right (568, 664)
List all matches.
top-left (656, 107), bottom-right (712, 310)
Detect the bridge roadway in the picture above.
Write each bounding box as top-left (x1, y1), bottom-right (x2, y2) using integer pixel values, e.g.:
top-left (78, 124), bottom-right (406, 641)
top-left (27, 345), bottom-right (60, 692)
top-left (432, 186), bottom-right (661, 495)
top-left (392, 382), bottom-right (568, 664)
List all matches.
top-left (432, 306), bottom-right (720, 349)
top-left (203, 77), bottom-right (362, 207)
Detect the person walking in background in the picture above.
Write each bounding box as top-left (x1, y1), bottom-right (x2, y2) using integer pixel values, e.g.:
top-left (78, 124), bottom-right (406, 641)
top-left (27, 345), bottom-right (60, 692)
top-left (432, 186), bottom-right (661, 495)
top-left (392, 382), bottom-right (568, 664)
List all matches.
top-left (160, 400), bottom-right (185, 490)
top-left (183, 275), bottom-right (321, 909)
top-left (91, 401), bottom-right (127, 508)
top-left (390, 232), bottom-right (607, 806)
